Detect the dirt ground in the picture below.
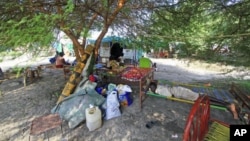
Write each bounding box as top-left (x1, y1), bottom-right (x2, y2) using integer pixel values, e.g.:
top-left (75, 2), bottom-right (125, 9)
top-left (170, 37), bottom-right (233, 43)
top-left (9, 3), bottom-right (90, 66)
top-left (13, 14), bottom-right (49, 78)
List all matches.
top-left (0, 58), bottom-right (248, 141)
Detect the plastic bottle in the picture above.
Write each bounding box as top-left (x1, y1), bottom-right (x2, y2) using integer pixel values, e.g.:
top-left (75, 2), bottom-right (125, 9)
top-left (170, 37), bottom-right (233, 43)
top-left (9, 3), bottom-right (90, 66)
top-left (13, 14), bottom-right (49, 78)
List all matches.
top-left (85, 105), bottom-right (102, 131)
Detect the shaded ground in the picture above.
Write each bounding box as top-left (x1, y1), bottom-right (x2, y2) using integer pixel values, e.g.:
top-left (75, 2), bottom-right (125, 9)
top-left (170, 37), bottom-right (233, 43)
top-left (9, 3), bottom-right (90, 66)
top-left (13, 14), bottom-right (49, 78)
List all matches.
top-left (0, 58), bottom-right (247, 141)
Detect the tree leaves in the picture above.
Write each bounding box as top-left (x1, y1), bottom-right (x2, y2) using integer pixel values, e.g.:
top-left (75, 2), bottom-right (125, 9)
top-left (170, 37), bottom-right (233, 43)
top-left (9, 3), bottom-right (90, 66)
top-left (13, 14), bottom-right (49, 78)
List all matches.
top-left (1, 0), bottom-right (250, 63)
top-left (137, 0), bottom-right (250, 59)
top-left (0, 13), bottom-right (54, 50)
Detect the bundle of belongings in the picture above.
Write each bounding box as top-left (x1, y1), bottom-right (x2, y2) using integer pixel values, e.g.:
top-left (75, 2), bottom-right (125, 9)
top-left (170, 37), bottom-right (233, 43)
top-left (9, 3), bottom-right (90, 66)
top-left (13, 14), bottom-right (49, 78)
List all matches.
top-left (51, 76), bottom-right (133, 129)
top-left (51, 45), bottom-right (134, 129)
top-left (51, 78), bottom-right (106, 129)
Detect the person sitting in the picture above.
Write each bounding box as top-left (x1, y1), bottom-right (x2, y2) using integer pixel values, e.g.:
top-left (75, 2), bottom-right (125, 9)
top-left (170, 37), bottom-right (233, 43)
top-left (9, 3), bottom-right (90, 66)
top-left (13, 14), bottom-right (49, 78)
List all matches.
top-left (55, 53), bottom-right (70, 68)
top-left (107, 42), bottom-right (124, 68)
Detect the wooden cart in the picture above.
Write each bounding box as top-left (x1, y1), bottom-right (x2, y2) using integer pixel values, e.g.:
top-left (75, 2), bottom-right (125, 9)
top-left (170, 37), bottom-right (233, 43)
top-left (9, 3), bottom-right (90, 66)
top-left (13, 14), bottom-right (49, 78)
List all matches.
top-left (96, 67), bottom-right (155, 110)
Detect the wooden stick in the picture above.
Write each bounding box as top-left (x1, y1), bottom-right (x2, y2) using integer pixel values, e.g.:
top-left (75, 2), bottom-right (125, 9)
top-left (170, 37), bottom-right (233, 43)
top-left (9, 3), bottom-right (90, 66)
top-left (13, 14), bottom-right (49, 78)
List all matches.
top-left (146, 92), bottom-right (227, 111)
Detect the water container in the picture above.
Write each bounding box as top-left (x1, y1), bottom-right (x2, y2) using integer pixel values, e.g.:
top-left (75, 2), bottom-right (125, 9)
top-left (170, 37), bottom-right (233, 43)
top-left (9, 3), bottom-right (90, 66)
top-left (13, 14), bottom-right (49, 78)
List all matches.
top-left (85, 105), bottom-right (102, 131)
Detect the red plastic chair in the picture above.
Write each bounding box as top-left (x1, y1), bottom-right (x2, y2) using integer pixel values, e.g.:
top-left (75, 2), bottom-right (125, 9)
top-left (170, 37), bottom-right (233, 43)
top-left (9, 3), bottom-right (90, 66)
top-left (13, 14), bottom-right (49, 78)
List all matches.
top-left (183, 95), bottom-right (229, 141)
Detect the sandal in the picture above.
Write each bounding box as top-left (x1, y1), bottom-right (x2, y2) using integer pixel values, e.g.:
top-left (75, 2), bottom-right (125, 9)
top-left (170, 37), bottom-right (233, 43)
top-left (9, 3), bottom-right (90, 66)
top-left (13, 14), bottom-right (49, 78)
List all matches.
top-left (145, 120), bottom-right (160, 129)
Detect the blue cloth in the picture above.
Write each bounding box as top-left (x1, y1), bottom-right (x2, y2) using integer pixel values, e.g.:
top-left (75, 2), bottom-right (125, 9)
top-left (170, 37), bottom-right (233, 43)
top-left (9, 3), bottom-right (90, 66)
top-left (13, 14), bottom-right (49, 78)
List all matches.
top-left (49, 57), bottom-right (56, 64)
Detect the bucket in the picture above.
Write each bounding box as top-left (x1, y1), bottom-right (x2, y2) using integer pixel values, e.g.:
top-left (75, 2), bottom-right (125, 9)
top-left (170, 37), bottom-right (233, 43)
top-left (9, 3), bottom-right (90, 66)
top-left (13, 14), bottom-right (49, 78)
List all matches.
top-left (85, 106), bottom-right (102, 131)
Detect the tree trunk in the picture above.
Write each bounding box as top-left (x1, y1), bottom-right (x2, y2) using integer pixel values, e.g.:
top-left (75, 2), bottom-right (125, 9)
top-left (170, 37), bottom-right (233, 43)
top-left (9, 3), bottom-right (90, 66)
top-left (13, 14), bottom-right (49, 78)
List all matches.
top-left (65, 31), bottom-right (86, 61)
top-left (95, 27), bottom-right (109, 49)
top-left (71, 39), bottom-right (82, 61)
top-left (93, 27), bottom-right (108, 62)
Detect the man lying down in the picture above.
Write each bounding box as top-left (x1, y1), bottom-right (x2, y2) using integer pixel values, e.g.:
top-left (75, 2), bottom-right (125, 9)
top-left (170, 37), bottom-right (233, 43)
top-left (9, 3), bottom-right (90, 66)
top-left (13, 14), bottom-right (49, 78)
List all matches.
top-left (148, 82), bottom-right (241, 120)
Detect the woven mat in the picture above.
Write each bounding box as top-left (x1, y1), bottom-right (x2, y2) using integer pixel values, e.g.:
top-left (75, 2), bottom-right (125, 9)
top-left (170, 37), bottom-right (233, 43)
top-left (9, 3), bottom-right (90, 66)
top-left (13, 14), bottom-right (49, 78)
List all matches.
top-left (204, 121), bottom-right (229, 141)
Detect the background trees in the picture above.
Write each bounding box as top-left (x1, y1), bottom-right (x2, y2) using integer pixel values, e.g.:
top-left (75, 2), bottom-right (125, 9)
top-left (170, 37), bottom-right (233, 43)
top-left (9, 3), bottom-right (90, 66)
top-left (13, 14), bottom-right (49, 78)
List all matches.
top-left (0, 0), bottom-right (250, 65)
top-left (0, 0), bottom-right (127, 60)
top-left (142, 0), bottom-right (250, 63)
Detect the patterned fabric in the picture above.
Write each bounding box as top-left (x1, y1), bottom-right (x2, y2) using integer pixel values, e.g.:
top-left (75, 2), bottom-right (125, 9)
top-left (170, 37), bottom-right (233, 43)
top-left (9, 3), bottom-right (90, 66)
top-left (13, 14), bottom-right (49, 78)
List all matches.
top-left (110, 60), bottom-right (119, 70)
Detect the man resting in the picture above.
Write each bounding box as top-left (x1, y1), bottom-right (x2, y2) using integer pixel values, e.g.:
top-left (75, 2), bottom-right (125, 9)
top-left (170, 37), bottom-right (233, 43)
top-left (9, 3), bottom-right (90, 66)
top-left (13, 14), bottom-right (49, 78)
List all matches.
top-left (149, 82), bottom-right (243, 120)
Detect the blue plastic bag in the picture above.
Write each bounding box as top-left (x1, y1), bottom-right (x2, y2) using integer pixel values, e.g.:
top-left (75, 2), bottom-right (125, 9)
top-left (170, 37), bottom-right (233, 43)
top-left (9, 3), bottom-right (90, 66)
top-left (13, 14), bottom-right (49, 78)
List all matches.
top-left (49, 57), bottom-right (56, 64)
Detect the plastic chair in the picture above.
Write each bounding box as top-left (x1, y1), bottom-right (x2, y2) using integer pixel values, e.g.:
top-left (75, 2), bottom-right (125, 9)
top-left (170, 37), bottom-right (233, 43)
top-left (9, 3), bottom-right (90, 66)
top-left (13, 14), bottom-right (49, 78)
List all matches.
top-left (183, 95), bottom-right (229, 141)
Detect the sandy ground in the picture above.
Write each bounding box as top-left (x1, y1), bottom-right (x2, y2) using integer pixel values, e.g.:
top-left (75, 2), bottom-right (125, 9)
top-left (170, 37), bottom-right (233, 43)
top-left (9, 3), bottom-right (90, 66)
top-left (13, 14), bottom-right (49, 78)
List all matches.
top-left (0, 56), bottom-right (249, 141)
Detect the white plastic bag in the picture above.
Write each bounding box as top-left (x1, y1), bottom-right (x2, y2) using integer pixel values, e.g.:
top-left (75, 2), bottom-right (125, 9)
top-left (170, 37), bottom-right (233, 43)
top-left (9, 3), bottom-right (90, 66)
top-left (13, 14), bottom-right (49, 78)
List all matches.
top-left (170, 86), bottom-right (199, 101)
top-left (156, 85), bottom-right (172, 97)
top-left (116, 84), bottom-right (132, 95)
top-left (106, 91), bottom-right (121, 120)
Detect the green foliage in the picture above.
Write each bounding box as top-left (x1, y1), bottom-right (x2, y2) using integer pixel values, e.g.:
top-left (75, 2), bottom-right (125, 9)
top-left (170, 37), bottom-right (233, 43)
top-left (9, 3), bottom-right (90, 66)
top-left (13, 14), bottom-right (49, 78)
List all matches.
top-left (0, 14), bottom-right (54, 51)
top-left (0, 0), bottom-right (130, 56)
top-left (86, 52), bottom-right (96, 76)
top-left (1, 0), bottom-right (250, 69)
top-left (65, 0), bottom-right (74, 14)
top-left (81, 28), bottom-right (91, 38)
top-left (102, 0), bottom-right (108, 7)
top-left (11, 66), bottom-right (24, 78)
top-left (0, 50), bottom-right (23, 62)
top-left (141, 0), bottom-right (250, 66)
top-left (233, 80), bottom-right (250, 92)
top-left (7, 51), bottom-right (22, 57)
top-left (54, 92), bottom-right (60, 98)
